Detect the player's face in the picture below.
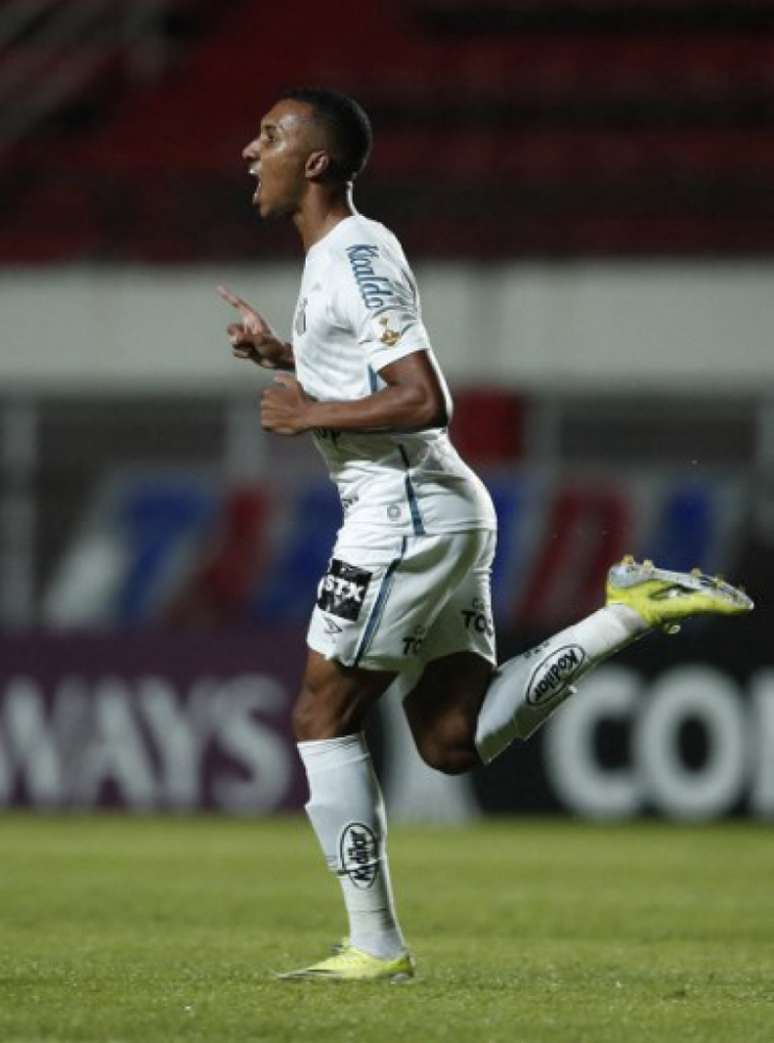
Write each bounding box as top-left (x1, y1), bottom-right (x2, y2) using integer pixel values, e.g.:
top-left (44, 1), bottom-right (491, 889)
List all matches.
top-left (242, 99), bottom-right (324, 219)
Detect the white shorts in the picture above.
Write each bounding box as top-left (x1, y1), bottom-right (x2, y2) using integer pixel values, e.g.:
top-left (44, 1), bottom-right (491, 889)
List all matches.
top-left (307, 528), bottom-right (497, 673)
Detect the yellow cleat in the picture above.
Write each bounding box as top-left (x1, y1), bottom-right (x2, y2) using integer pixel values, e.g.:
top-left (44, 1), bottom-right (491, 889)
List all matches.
top-left (275, 943), bottom-right (415, 983)
top-left (606, 557), bottom-right (754, 635)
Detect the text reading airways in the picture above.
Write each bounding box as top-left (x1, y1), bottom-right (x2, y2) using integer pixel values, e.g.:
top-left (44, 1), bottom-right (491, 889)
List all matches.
top-left (2, 666), bottom-right (774, 820)
top-left (0, 674), bottom-right (297, 811)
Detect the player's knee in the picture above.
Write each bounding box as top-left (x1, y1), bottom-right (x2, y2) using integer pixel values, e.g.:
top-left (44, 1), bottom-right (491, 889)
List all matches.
top-left (292, 678), bottom-right (361, 742)
top-left (292, 697), bottom-right (343, 742)
top-left (292, 693), bottom-right (318, 742)
top-left (292, 684), bottom-right (337, 741)
top-left (415, 734), bottom-right (475, 776)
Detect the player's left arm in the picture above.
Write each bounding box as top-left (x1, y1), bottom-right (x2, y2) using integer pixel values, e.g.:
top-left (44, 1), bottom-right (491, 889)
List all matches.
top-left (260, 350), bottom-right (450, 436)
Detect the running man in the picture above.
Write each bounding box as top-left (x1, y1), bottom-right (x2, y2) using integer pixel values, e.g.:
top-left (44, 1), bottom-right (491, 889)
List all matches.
top-left (218, 87), bottom-right (753, 982)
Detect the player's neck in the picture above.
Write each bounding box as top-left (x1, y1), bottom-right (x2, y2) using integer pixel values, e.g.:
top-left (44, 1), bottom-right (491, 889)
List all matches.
top-left (294, 183), bottom-right (356, 254)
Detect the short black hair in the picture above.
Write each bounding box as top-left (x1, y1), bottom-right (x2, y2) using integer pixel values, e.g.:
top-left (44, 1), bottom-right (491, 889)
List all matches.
top-left (278, 86), bottom-right (373, 181)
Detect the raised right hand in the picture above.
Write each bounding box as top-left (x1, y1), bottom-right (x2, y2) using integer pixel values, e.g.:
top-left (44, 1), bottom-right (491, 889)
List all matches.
top-left (217, 284), bottom-right (290, 369)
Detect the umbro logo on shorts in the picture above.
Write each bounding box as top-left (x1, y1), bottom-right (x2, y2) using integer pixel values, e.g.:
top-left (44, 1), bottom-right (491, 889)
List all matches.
top-left (317, 558), bottom-right (372, 621)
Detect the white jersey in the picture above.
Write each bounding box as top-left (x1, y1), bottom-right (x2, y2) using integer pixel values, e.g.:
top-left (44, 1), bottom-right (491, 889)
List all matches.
top-left (292, 214), bottom-right (497, 536)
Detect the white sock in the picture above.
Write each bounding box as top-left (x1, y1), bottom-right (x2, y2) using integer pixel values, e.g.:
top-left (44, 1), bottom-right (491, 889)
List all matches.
top-left (298, 733), bottom-right (406, 960)
top-left (475, 604), bottom-right (646, 762)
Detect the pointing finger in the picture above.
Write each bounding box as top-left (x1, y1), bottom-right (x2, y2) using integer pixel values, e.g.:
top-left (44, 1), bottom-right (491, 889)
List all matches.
top-left (217, 285), bottom-right (251, 313)
top-left (217, 284), bottom-right (240, 305)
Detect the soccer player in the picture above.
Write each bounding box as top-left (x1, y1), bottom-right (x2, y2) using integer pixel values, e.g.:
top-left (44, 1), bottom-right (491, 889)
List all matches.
top-left (218, 87), bottom-right (753, 982)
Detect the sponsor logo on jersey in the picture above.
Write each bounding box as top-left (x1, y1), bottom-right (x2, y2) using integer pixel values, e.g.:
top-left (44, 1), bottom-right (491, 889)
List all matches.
top-left (317, 558), bottom-right (372, 621)
top-left (340, 822), bottom-right (379, 889)
top-left (526, 644), bottom-right (586, 706)
top-left (346, 244), bottom-right (397, 310)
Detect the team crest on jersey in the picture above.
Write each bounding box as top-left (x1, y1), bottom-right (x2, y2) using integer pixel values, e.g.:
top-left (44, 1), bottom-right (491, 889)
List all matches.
top-left (294, 296), bottom-right (307, 336)
top-left (317, 558), bottom-right (372, 621)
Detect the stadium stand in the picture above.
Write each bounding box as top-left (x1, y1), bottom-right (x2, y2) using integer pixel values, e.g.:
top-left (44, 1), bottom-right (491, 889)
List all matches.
top-left (1, 0), bottom-right (773, 259)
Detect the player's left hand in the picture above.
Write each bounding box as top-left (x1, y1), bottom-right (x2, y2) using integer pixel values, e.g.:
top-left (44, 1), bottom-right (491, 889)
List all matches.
top-left (260, 374), bottom-right (313, 435)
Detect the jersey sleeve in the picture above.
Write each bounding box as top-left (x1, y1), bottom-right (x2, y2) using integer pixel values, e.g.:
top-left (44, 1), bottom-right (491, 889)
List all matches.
top-left (332, 242), bottom-right (432, 372)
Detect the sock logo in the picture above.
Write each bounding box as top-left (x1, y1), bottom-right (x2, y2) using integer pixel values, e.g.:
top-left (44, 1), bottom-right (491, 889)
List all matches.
top-left (317, 559), bottom-right (372, 621)
top-left (340, 822), bottom-right (379, 889)
top-left (526, 644), bottom-right (586, 706)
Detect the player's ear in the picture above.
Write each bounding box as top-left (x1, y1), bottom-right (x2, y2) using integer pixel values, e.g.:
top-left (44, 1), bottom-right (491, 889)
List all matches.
top-left (305, 150), bottom-right (332, 180)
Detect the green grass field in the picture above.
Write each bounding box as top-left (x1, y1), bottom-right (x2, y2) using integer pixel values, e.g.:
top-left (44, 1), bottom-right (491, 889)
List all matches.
top-left (1, 815), bottom-right (772, 1043)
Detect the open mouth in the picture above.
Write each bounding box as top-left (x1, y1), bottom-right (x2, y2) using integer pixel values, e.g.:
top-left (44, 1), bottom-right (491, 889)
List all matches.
top-left (249, 164), bottom-right (261, 203)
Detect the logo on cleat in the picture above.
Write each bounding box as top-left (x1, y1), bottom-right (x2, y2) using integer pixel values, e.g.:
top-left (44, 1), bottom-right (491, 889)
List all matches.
top-left (526, 644), bottom-right (587, 706)
top-left (340, 823), bottom-right (379, 889)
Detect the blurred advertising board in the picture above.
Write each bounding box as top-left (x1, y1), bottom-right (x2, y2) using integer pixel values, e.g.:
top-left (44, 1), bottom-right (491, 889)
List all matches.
top-left (0, 631), bottom-right (308, 813)
top-left (40, 466), bottom-right (748, 633)
top-left (0, 625), bottom-right (771, 821)
top-left (1, 463), bottom-right (770, 820)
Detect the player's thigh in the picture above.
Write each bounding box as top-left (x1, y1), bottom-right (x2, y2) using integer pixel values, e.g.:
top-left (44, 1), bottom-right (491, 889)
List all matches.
top-left (418, 528), bottom-right (497, 668)
top-left (402, 529), bottom-right (497, 760)
top-left (402, 651), bottom-right (494, 769)
top-left (293, 648), bottom-right (396, 741)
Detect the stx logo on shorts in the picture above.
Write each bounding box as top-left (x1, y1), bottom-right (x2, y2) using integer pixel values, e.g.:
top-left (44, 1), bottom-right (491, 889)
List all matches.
top-left (340, 822), bottom-right (379, 889)
top-left (526, 644), bottom-right (586, 706)
top-left (317, 559), bottom-right (372, 621)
